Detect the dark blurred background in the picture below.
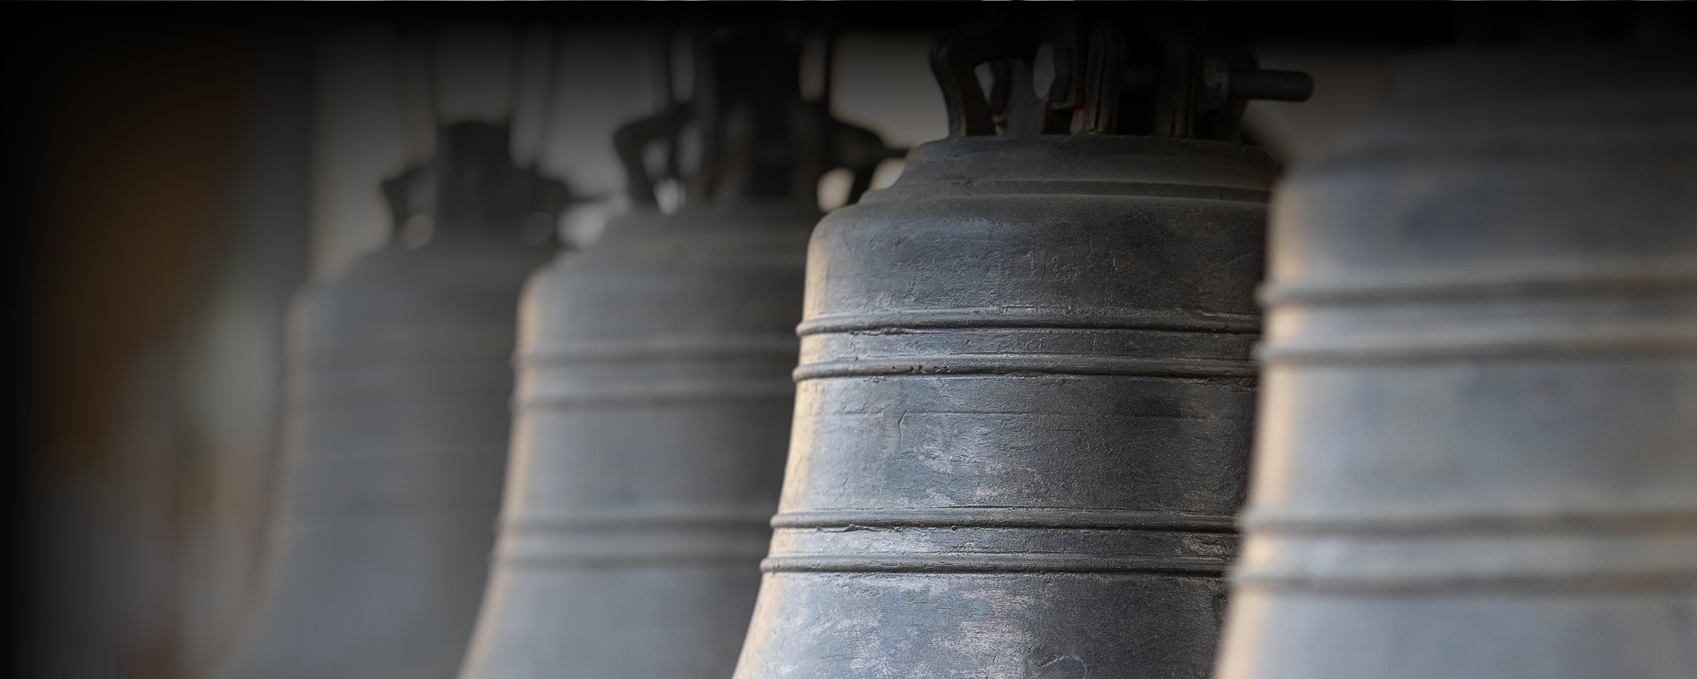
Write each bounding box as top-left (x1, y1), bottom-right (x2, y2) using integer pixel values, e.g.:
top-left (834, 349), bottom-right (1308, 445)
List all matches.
top-left (5, 4), bottom-right (1686, 679)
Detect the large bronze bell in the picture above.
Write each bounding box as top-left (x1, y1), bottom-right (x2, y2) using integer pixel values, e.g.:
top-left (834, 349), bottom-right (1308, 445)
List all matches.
top-left (226, 122), bottom-right (567, 679)
top-left (456, 25), bottom-right (896, 679)
top-left (1217, 47), bottom-right (1697, 678)
top-left (733, 11), bottom-right (1308, 679)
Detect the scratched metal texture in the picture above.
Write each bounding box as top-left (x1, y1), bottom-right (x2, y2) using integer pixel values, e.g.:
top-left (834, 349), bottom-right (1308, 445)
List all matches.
top-left (734, 134), bottom-right (1272, 679)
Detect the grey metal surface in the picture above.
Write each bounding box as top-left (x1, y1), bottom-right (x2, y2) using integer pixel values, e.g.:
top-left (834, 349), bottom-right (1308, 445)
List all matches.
top-left (734, 135), bottom-right (1273, 679)
top-left (457, 25), bottom-right (895, 679)
top-left (1217, 48), bottom-right (1697, 679)
top-left (731, 11), bottom-right (1287, 678)
top-left (226, 122), bottom-right (565, 679)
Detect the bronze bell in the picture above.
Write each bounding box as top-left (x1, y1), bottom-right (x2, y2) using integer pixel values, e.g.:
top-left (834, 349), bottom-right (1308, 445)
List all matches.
top-left (1217, 46), bottom-right (1697, 679)
top-left (733, 9), bottom-right (1309, 679)
top-left (225, 122), bottom-right (567, 679)
top-left (456, 24), bottom-right (897, 679)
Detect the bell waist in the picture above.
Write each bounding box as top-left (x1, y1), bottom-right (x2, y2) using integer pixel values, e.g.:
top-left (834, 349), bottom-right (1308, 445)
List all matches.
top-left (762, 507), bottom-right (1238, 575)
top-left (1260, 263), bottom-right (1697, 365)
top-left (494, 505), bottom-right (778, 569)
top-left (1233, 506), bottom-right (1697, 594)
top-left (517, 333), bottom-right (801, 405)
top-left (795, 315), bottom-right (1258, 382)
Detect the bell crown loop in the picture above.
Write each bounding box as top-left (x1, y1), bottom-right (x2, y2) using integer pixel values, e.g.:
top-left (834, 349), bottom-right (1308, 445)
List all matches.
top-left (613, 21), bottom-right (901, 211)
top-left (380, 121), bottom-right (573, 248)
top-left (929, 8), bottom-right (1314, 140)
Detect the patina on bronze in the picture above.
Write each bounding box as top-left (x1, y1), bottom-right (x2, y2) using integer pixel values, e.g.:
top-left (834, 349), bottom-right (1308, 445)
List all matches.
top-left (1218, 47), bottom-right (1697, 679)
top-left (456, 24), bottom-right (896, 679)
top-left (733, 10), bottom-right (1307, 679)
top-left (225, 122), bottom-right (568, 679)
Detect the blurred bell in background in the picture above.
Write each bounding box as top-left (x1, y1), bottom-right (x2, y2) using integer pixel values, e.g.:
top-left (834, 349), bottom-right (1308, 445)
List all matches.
top-left (457, 20), bottom-right (898, 679)
top-left (222, 21), bottom-right (569, 679)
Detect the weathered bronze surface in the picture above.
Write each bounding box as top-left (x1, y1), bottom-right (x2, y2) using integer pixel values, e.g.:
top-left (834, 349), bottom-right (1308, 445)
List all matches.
top-left (734, 11), bottom-right (1298, 679)
top-left (1218, 48), bottom-right (1697, 679)
top-left (226, 122), bottom-right (566, 679)
top-left (457, 25), bottom-right (894, 679)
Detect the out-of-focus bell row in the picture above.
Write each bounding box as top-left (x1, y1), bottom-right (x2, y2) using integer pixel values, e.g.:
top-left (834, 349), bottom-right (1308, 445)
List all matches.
top-left (18, 5), bottom-right (1695, 679)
